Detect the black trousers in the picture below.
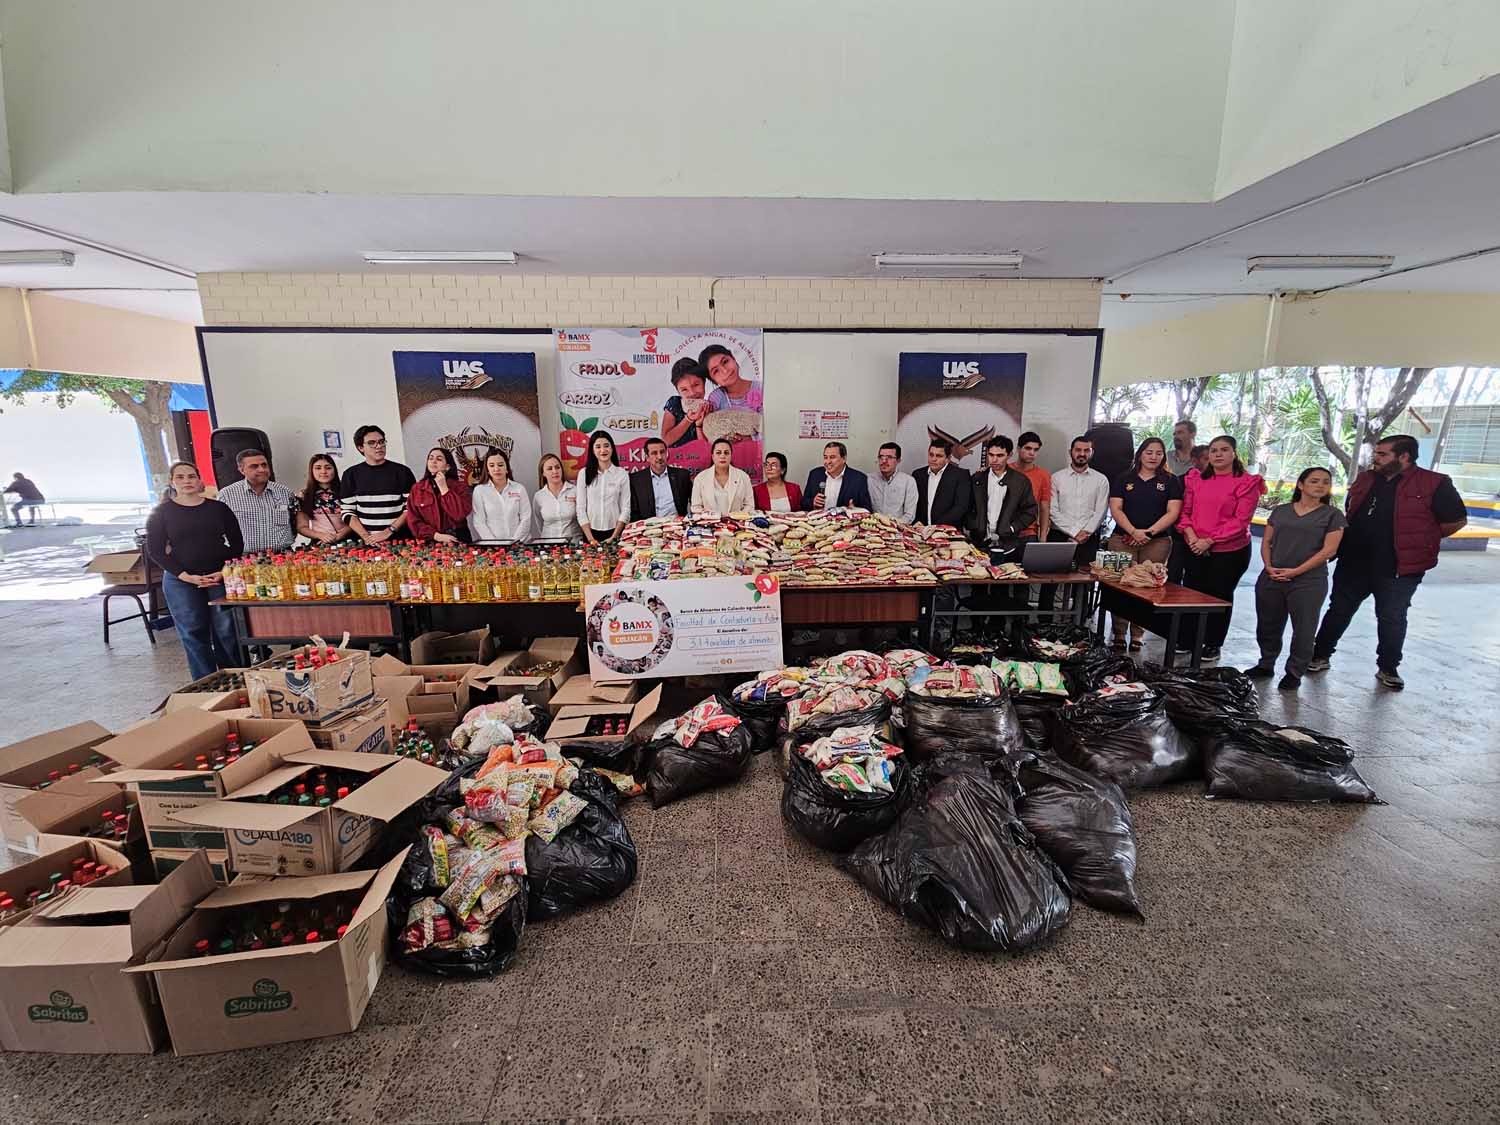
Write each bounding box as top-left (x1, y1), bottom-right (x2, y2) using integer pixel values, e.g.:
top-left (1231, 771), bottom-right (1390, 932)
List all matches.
top-left (1182, 544), bottom-right (1252, 648)
top-left (1312, 560), bottom-right (1424, 672)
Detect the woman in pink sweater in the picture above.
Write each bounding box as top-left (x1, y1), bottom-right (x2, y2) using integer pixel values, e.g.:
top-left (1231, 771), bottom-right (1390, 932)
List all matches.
top-left (1177, 434), bottom-right (1266, 661)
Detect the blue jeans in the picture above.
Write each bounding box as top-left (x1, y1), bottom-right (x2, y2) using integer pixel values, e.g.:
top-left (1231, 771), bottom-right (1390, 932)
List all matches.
top-left (1312, 560), bottom-right (1424, 672)
top-left (162, 571), bottom-right (240, 680)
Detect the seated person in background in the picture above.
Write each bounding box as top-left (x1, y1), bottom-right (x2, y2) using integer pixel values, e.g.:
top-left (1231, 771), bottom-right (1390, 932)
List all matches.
top-left (407, 447), bottom-right (473, 543)
top-left (4, 471), bottom-right (45, 526)
top-left (802, 441), bottom-right (872, 511)
top-left (296, 454), bottom-right (353, 544)
top-left (869, 442), bottom-right (918, 524)
top-left (754, 451), bottom-right (803, 512)
top-left (691, 438), bottom-right (754, 515)
top-left (630, 437), bottom-right (692, 520)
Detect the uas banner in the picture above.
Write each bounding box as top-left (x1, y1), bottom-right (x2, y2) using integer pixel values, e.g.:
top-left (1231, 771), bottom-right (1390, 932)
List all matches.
top-left (554, 328), bottom-right (765, 481)
top-left (393, 351), bottom-right (541, 482)
top-left (583, 574), bottom-right (784, 679)
top-left (895, 353), bottom-right (1027, 475)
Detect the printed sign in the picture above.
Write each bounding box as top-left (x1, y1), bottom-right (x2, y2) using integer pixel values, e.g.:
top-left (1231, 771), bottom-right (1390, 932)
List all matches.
top-left (896, 353), bottom-right (1027, 473)
top-left (393, 351), bottom-right (541, 482)
top-left (798, 409), bottom-right (850, 440)
top-left (584, 574), bottom-right (783, 679)
top-left (554, 328), bottom-right (765, 481)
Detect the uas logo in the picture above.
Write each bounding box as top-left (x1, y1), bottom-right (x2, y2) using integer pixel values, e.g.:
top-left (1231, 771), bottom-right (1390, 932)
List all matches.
top-left (940, 360), bottom-right (985, 391)
top-left (442, 358), bottom-right (493, 390)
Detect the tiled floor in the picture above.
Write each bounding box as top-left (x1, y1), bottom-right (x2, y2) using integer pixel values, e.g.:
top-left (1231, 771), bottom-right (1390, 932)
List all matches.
top-left (0, 538), bottom-right (1496, 1124)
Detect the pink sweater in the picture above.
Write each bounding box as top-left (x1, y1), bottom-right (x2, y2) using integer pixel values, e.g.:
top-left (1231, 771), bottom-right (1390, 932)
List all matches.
top-left (1178, 469), bottom-right (1265, 552)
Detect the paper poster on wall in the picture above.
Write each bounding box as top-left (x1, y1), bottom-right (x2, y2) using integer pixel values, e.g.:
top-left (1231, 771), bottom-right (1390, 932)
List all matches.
top-left (584, 574), bottom-right (783, 678)
top-left (895, 353), bottom-right (1026, 473)
top-left (798, 409), bottom-right (850, 440)
top-left (392, 351), bottom-right (541, 482)
top-left (554, 328), bottom-right (765, 482)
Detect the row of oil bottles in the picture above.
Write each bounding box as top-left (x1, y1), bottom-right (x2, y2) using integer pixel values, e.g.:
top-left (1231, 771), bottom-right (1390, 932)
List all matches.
top-left (221, 546), bottom-right (618, 603)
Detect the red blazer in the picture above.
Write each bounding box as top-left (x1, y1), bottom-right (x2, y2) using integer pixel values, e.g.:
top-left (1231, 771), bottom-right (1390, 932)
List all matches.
top-left (753, 481), bottom-right (803, 511)
top-left (407, 476), bottom-right (472, 539)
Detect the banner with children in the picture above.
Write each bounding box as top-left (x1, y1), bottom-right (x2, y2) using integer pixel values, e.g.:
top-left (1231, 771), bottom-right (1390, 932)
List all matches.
top-left (553, 328), bottom-right (765, 482)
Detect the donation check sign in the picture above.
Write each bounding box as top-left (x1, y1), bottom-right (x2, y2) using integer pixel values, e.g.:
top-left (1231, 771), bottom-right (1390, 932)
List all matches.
top-left (583, 575), bottom-right (784, 679)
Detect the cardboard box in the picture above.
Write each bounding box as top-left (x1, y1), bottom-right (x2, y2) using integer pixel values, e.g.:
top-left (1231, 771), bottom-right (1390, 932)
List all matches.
top-left (171, 750), bottom-right (447, 877)
top-left (13, 780), bottom-right (137, 845)
top-left (0, 838), bottom-right (133, 924)
top-left (545, 685), bottom-right (662, 746)
top-left (244, 648), bottom-right (374, 725)
top-left (84, 550), bottom-right (149, 587)
top-left (92, 712), bottom-right (309, 853)
top-left (153, 849), bottom-right (233, 885)
top-left (308, 700), bottom-right (391, 756)
top-left (372, 657), bottom-right (483, 732)
top-left (478, 637), bottom-right (581, 707)
top-left (373, 673), bottom-right (423, 729)
top-left (0, 852), bottom-right (216, 1055)
top-left (0, 722), bottom-right (114, 852)
top-left (548, 673), bottom-right (641, 714)
top-left (408, 627), bottom-right (495, 666)
top-left (126, 849), bottom-right (407, 1055)
top-left (163, 670), bottom-right (250, 714)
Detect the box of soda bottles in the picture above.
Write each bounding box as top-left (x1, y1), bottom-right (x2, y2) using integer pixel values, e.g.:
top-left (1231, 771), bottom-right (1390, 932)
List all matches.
top-left (0, 837), bottom-right (133, 929)
top-left (125, 848), bottom-right (408, 1055)
top-left (0, 851), bottom-right (216, 1055)
top-left (0, 720), bottom-right (114, 852)
top-left (244, 639), bottom-right (374, 725)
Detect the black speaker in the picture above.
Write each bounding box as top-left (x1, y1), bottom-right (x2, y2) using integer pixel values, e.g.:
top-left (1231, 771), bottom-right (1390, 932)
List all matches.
top-left (1085, 422), bottom-right (1135, 484)
top-left (211, 427), bottom-right (273, 488)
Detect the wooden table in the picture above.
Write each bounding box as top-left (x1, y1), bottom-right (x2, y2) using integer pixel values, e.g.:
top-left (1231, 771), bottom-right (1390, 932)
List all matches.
top-left (1093, 577), bottom-right (1231, 670)
top-left (779, 584), bottom-right (929, 627)
top-left (925, 572), bottom-right (1098, 649)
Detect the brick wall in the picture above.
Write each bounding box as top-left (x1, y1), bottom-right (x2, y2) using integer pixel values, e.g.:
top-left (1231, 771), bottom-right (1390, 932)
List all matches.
top-left (197, 274), bottom-right (1101, 329)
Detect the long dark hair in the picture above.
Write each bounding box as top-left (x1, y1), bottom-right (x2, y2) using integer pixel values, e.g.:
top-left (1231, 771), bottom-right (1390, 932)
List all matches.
top-left (299, 454), bottom-right (340, 517)
top-left (1128, 437), bottom-right (1167, 478)
top-left (584, 430), bottom-right (618, 485)
top-left (423, 446), bottom-right (460, 485)
top-left (1198, 434), bottom-right (1246, 478)
top-left (480, 446), bottom-right (513, 487)
top-left (1291, 466), bottom-right (1334, 505)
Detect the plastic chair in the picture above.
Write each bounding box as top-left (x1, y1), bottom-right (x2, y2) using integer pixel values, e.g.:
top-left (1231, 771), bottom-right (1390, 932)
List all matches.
top-left (101, 529), bottom-right (163, 645)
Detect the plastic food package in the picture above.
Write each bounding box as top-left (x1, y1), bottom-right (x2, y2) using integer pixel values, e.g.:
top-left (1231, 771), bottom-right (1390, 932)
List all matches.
top-left (785, 684), bottom-right (887, 732)
top-left (527, 791), bottom-right (588, 843)
top-left (653, 695), bottom-right (745, 748)
top-left (524, 768), bottom-right (639, 919)
top-left (1007, 750), bottom-right (1142, 916)
top-left (1022, 624), bottom-right (1093, 664)
top-left (728, 670), bottom-right (810, 753)
top-left (638, 697), bottom-right (755, 807)
top-left (1203, 721), bottom-right (1383, 803)
top-left (781, 740), bottom-right (910, 852)
top-left (839, 752), bottom-right (1071, 952)
top-left (902, 668), bottom-right (1025, 760)
top-left (1054, 683), bottom-right (1197, 789)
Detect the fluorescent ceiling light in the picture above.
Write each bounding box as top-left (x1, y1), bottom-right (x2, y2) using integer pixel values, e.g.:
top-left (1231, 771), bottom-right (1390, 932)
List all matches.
top-left (1246, 254), bottom-right (1393, 273)
top-left (874, 252), bottom-right (1024, 270)
top-left (0, 250), bottom-right (75, 267)
top-left (362, 250), bottom-right (518, 265)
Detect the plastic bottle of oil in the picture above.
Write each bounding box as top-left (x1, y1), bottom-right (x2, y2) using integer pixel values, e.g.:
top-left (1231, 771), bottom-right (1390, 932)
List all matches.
top-left (291, 554), bottom-right (314, 600)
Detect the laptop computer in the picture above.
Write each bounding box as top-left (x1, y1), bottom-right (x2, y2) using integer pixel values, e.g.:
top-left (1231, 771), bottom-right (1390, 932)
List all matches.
top-left (1019, 540), bottom-right (1079, 574)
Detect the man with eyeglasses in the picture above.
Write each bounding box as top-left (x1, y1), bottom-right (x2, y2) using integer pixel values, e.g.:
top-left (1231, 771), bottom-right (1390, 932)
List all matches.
top-left (340, 425), bottom-right (416, 543)
top-left (1307, 434), bottom-right (1467, 690)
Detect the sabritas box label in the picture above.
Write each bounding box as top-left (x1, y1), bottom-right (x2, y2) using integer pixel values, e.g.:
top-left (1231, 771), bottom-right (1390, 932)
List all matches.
top-left (225, 978), bottom-right (293, 1018)
top-left (28, 990), bottom-right (89, 1024)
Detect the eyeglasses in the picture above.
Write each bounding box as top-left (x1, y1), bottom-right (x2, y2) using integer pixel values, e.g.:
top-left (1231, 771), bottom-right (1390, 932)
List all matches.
top-left (363, 439), bottom-right (387, 448)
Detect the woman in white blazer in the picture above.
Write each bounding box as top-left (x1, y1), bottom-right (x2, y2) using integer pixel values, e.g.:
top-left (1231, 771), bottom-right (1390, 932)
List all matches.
top-left (691, 439), bottom-right (754, 515)
top-left (578, 431), bottom-right (631, 544)
top-left (468, 447), bottom-right (533, 542)
top-left (532, 453), bottom-right (582, 540)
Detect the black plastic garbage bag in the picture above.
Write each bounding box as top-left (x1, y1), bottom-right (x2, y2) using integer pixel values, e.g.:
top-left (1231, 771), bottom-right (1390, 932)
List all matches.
top-left (1011, 691), bottom-right (1069, 752)
top-left (1138, 665), bottom-right (1259, 738)
top-left (839, 752), bottom-right (1071, 952)
top-left (781, 748), bottom-right (911, 852)
top-left (1055, 685), bottom-right (1197, 789)
top-left (726, 692), bottom-right (795, 755)
top-left (902, 688), bottom-right (1024, 759)
top-left (776, 697), bottom-right (894, 778)
top-left (551, 735), bottom-right (643, 776)
top-left (1067, 648), bottom-right (1141, 696)
top-left (384, 758), bottom-right (526, 978)
top-left (1008, 750), bottom-right (1142, 916)
top-left (1203, 720), bottom-right (1383, 803)
top-left (638, 705), bottom-right (755, 807)
top-left (1021, 623), bottom-right (1093, 665)
top-left (525, 768), bottom-right (638, 918)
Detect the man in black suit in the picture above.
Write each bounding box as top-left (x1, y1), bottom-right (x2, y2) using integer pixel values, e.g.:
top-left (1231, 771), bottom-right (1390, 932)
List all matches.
top-left (913, 438), bottom-right (972, 527)
top-left (629, 437), bottom-right (692, 521)
top-left (802, 442), bottom-right (874, 511)
top-left (968, 435), bottom-right (1038, 622)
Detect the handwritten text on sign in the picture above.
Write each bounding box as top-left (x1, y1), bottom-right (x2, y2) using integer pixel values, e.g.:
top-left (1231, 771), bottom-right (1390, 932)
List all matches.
top-left (583, 574), bottom-right (784, 678)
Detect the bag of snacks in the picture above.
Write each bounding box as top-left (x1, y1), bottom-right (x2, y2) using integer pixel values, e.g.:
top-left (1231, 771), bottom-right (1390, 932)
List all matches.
top-left (781, 727), bottom-right (910, 852)
top-left (1203, 721), bottom-right (1382, 804)
top-left (902, 666), bottom-right (1025, 760)
top-left (728, 668), bottom-right (811, 754)
top-left (839, 752), bottom-right (1071, 952)
top-left (637, 697), bottom-right (754, 807)
top-left (1054, 682), bottom-right (1196, 789)
top-left (1021, 624), bottom-right (1093, 665)
top-left (525, 768), bottom-right (639, 919)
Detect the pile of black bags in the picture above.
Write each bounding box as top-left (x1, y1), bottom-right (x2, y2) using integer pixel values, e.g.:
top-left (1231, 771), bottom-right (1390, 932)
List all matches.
top-left (1203, 720), bottom-right (1383, 803)
top-left (1138, 664), bottom-right (1260, 740)
top-left (781, 748), bottom-right (912, 853)
top-left (1054, 683), bottom-right (1197, 789)
top-left (901, 685), bottom-right (1025, 760)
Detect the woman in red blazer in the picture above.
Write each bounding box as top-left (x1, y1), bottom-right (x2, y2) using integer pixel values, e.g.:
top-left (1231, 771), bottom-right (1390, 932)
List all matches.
top-left (407, 447), bottom-right (473, 542)
top-left (752, 451), bottom-right (802, 512)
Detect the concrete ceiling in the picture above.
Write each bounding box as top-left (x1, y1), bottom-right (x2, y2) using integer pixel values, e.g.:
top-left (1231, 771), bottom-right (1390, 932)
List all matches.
top-left (2, 70), bottom-right (1500, 324)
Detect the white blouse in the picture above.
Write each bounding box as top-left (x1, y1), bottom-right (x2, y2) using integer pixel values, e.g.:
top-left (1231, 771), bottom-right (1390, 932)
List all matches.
top-left (768, 493), bottom-right (792, 513)
top-left (691, 466), bottom-right (754, 515)
top-left (578, 465), bottom-right (631, 534)
top-left (468, 480), bottom-right (532, 542)
top-left (532, 483), bottom-right (582, 541)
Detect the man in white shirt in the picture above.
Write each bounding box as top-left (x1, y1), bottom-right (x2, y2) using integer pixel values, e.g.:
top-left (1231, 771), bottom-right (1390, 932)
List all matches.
top-left (802, 442), bottom-right (873, 511)
top-left (1049, 435), bottom-right (1109, 561)
top-left (217, 448), bottom-right (295, 552)
top-left (868, 442), bottom-right (918, 524)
